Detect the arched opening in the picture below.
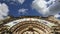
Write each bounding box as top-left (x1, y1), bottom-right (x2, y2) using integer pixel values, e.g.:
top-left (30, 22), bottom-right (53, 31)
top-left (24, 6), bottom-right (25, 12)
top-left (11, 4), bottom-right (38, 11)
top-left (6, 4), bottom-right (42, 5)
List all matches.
top-left (10, 21), bottom-right (52, 34)
top-left (0, 16), bottom-right (59, 34)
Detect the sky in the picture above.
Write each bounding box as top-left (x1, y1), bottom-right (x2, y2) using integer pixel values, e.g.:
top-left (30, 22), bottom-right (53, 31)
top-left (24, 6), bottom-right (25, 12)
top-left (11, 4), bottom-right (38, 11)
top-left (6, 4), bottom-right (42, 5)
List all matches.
top-left (0, 0), bottom-right (60, 20)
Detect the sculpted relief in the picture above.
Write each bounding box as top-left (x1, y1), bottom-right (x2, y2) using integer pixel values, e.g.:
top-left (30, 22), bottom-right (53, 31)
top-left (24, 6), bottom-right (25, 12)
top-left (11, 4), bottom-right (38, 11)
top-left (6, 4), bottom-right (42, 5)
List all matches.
top-left (0, 16), bottom-right (60, 34)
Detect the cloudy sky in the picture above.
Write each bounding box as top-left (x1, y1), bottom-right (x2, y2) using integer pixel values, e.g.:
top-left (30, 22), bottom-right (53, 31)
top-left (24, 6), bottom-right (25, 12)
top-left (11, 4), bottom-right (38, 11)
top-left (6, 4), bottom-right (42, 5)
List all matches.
top-left (0, 0), bottom-right (60, 20)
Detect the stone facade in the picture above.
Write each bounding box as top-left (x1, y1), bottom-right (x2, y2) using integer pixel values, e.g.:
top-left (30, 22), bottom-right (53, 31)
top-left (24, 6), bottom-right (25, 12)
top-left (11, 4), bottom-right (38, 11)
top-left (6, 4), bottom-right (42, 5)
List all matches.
top-left (0, 16), bottom-right (60, 34)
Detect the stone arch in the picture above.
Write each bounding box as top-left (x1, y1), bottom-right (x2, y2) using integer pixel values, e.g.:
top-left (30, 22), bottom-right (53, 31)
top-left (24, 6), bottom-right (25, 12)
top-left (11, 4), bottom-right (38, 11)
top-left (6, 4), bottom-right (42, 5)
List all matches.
top-left (10, 21), bottom-right (52, 34)
top-left (0, 16), bottom-right (60, 34)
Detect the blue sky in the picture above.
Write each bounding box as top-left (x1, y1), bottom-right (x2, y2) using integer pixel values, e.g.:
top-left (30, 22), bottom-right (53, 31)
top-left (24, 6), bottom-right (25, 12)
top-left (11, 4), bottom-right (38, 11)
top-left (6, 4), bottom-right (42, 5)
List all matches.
top-left (0, 0), bottom-right (42, 17)
top-left (0, 0), bottom-right (60, 20)
top-left (1, 0), bottom-right (60, 28)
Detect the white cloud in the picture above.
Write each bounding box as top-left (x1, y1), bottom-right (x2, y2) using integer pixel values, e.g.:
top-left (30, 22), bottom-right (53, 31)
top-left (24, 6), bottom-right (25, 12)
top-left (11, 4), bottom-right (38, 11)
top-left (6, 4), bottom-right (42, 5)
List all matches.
top-left (32, 0), bottom-right (48, 15)
top-left (48, 0), bottom-right (60, 15)
top-left (32, 0), bottom-right (60, 17)
top-left (18, 8), bottom-right (28, 14)
top-left (17, 0), bottom-right (25, 4)
top-left (46, 0), bottom-right (55, 4)
top-left (54, 14), bottom-right (60, 18)
top-left (0, 3), bottom-right (9, 20)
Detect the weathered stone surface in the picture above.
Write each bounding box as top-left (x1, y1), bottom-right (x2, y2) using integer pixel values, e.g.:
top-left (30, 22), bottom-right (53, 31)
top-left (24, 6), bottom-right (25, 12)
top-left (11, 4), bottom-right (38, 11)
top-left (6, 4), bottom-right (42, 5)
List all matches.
top-left (0, 16), bottom-right (60, 34)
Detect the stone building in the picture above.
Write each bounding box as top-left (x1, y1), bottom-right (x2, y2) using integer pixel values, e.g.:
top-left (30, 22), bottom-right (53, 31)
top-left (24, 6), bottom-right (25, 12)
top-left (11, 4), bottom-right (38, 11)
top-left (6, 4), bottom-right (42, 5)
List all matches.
top-left (0, 16), bottom-right (60, 34)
